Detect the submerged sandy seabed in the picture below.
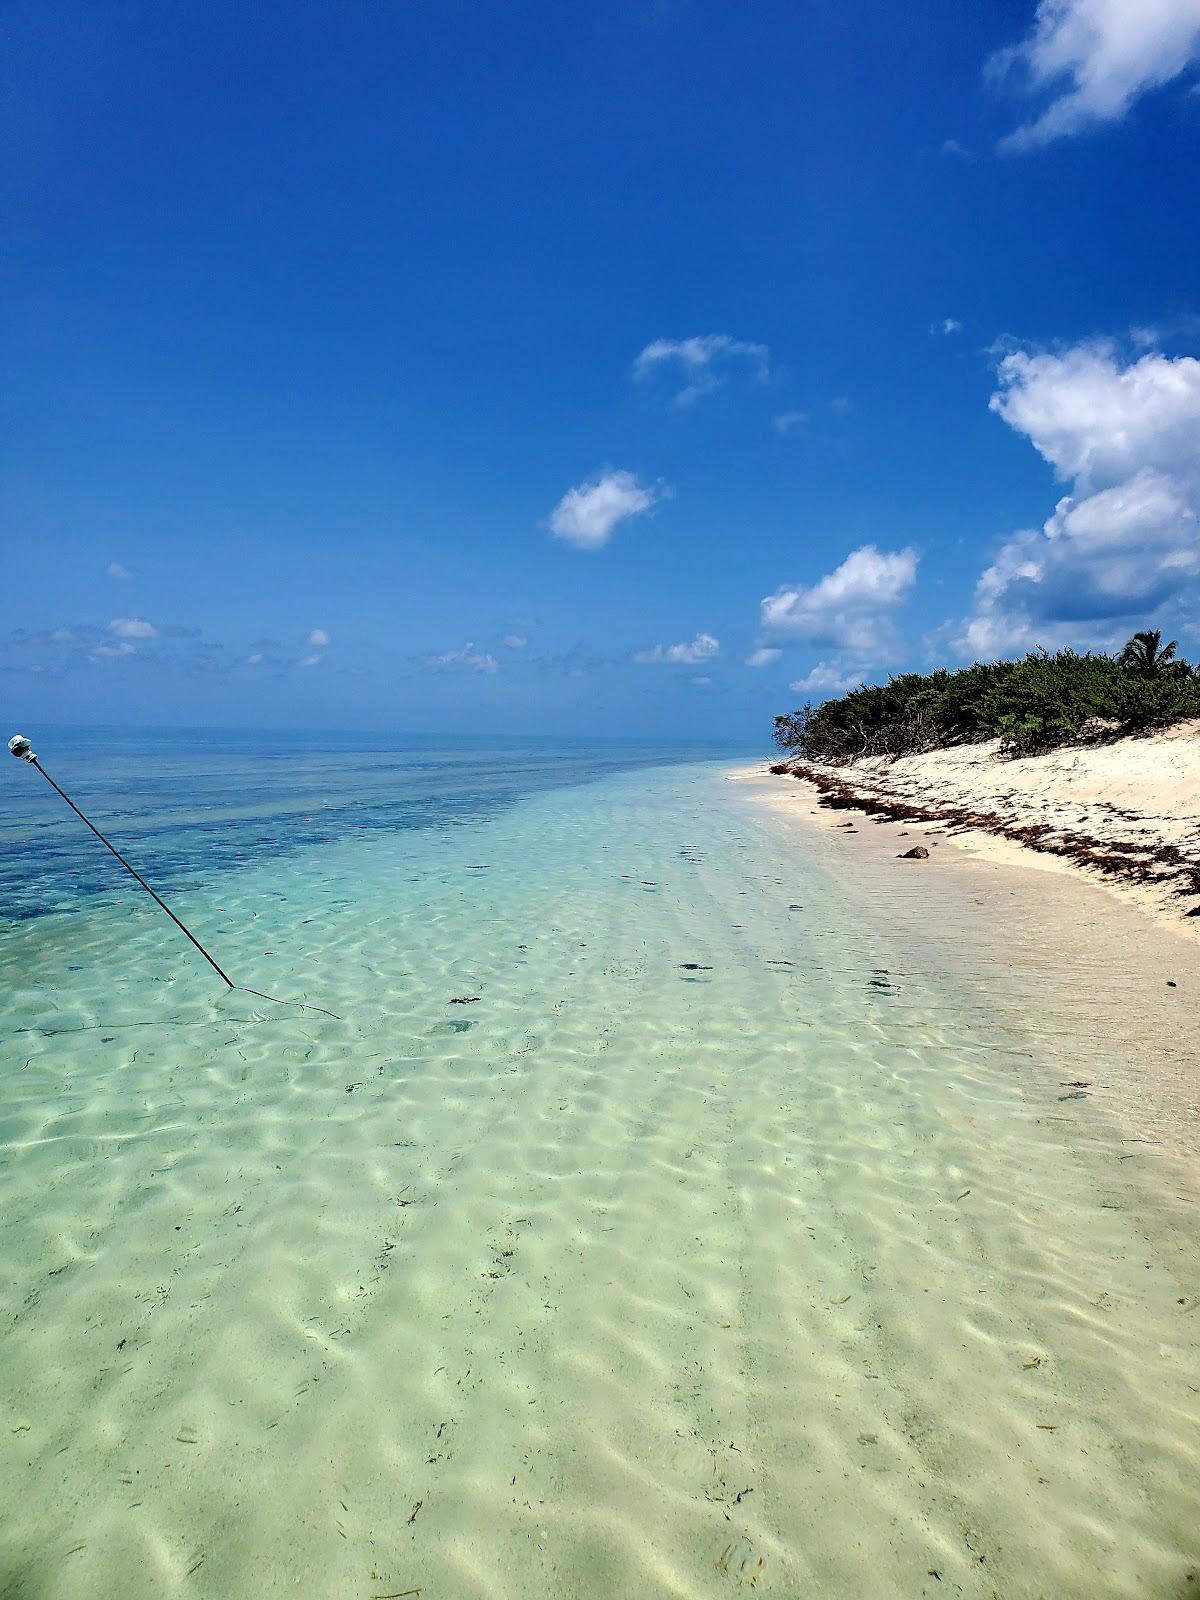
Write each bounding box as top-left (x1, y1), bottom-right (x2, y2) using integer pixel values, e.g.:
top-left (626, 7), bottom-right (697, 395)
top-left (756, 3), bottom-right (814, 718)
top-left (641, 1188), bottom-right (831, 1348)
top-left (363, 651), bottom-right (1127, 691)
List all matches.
top-left (1, 761), bottom-right (1198, 1599)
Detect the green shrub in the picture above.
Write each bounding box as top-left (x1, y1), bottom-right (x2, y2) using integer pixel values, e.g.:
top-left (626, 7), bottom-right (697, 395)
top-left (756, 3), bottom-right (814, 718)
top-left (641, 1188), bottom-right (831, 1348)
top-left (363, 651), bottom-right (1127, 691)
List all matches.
top-left (1112, 671), bottom-right (1200, 730)
top-left (772, 634), bottom-right (1200, 764)
top-left (977, 649), bottom-right (1123, 749)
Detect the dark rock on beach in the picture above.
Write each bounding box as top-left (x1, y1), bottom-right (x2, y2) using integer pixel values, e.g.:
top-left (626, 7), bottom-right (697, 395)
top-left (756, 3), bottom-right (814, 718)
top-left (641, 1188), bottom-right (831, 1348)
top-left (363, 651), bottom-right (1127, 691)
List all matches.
top-left (898, 845), bottom-right (930, 859)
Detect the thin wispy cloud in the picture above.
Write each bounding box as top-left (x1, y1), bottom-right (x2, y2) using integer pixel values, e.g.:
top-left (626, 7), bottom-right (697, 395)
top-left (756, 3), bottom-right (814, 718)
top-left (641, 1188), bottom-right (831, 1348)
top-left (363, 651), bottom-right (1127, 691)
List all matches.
top-left (772, 411), bottom-right (808, 436)
top-left (989, 0), bottom-right (1200, 152)
top-left (745, 646), bottom-right (782, 667)
top-left (106, 562), bottom-right (133, 579)
top-left (3, 618), bottom-right (333, 681)
top-left (427, 642), bottom-right (499, 674)
top-left (942, 318), bottom-right (962, 334)
top-left (1129, 311), bottom-right (1200, 350)
top-left (308, 627), bottom-right (330, 647)
top-left (788, 662), bottom-right (866, 698)
top-left (503, 634), bottom-right (527, 649)
top-left (549, 470), bottom-right (668, 550)
top-left (633, 334), bottom-right (771, 407)
top-left (633, 631), bottom-right (720, 666)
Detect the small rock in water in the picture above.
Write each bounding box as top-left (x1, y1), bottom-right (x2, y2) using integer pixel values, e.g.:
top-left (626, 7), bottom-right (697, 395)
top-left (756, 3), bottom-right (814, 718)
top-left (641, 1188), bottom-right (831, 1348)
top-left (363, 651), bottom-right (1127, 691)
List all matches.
top-left (898, 846), bottom-right (929, 859)
top-left (449, 995), bottom-right (481, 1004)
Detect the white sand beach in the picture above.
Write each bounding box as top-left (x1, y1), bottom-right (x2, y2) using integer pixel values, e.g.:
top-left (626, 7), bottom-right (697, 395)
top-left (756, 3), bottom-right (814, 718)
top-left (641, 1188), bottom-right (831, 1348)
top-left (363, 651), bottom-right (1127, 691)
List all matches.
top-left (746, 722), bottom-right (1200, 938)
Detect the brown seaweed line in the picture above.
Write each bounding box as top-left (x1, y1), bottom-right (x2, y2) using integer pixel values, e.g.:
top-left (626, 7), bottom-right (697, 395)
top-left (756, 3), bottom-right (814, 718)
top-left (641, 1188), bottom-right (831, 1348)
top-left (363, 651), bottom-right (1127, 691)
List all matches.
top-left (768, 762), bottom-right (1200, 909)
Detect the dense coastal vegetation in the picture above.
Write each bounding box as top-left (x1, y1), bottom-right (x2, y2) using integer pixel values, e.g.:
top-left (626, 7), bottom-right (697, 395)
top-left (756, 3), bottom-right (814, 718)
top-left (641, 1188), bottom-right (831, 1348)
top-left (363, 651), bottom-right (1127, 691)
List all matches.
top-left (773, 631), bottom-right (1200, 764)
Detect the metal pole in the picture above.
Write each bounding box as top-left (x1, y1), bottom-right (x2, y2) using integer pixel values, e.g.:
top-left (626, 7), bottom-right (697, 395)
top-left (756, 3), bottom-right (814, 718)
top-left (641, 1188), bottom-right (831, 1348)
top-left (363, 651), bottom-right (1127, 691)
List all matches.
top-left (9, 733), bottom-right (235, 988)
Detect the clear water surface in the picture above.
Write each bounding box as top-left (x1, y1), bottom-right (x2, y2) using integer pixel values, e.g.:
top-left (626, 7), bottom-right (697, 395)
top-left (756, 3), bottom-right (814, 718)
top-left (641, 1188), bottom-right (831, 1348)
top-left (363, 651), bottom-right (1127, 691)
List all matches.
top-left (1, 731), bottom-right (1197, 1599)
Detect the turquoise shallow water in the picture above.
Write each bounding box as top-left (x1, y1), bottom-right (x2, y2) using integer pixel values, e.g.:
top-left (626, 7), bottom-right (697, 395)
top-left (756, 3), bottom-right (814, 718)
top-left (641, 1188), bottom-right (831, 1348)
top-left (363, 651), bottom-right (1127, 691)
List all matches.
top-left (0, 730), bottom-right (737, 921)
top-left (1, 735), bottom-right (1198, 1598)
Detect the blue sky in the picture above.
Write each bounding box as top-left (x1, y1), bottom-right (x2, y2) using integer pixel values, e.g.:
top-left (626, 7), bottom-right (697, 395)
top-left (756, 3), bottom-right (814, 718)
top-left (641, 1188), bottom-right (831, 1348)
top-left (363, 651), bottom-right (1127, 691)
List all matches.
top-left (4, 1), bottom-right (1200, 737)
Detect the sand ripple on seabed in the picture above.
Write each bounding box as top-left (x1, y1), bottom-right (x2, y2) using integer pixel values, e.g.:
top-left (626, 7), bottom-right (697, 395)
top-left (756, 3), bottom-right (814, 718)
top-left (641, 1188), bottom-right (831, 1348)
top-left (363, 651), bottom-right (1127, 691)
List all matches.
top-left (0, 769), bottom-right (1198, 1600)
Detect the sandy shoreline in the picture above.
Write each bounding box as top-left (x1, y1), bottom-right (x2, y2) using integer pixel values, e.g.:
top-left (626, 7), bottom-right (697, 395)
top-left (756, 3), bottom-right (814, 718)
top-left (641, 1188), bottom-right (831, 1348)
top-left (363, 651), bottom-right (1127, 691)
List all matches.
top-left (732, 756), bottom-right (1200, 1178)
top-left (736, 721), bottom-right (1200, 942)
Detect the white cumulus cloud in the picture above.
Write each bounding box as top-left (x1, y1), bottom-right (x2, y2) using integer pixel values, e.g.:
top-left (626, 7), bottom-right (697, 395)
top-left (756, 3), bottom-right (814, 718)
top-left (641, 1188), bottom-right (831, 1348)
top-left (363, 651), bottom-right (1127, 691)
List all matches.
top-left (760, 545), bottom-right (919, 652)
top-left (308, 627), bottom-right (330, 647)
top-left (634, 632), bottom-right (720, 666)
top-left (549, 470), bottom-right (667, 550)
top-left (745, 646), bottom-right (782, 667)
top-left (109, 617), bottom-right (157, 639)
top-left (503, 634), bottom-right (527, 649)
top-left (990, 0), bottom-right (1200, 151)
top-left (960, 341), bottom-right (1200, 656)
top-left (989, 343), bottom-right (1200, 486)
top-left (633, 334), bottom-right (771, 406)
